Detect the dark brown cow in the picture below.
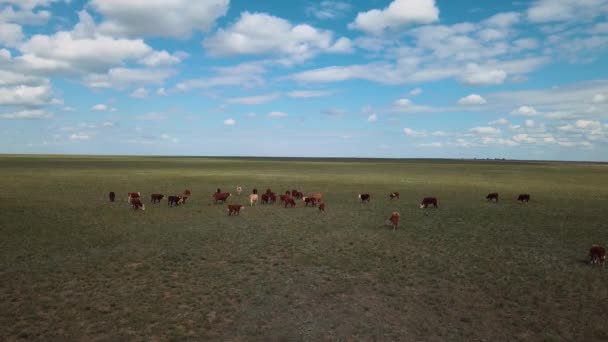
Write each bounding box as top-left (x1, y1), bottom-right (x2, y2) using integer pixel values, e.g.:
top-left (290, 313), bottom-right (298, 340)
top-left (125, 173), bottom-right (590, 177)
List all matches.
top-left (318, 202), bottom-right (325, 212)
top-left (184, 189), bottom-right (192, 196)
top-left (151, 193), bottom-right (164, 203)
top-left (227, 204), bottom-right (245, 216)
top-left (109, 191), bottom-right (115, 202)
top-left (291, 189), bottom-right (298, 197)
top-left (268, 192), bottom-right (277, 204)
top-left (420, 197), bottom-right (438, 208)
top-left (303, 197), bottom-right (318, 207)
top-left (127, 192), bottom-right (141, 203)
top-left (589, 245), bottom-right (606, 266)
top-left (517, 194), bottom-right (530, 203)
top-left (358, 193), bottom-right (371, 203)
top-left (280, 194), bottom-right (290, 204)
top-left (261, 193), bottom-right (270, 204)
top-left (213, 192), bottom-right (231, 204)
top-left (388, 211), bottom-right (400, 230)
top-left (389, 192), bottom-right (400, 200)
top-left (284, 198), bottom-right (296, 208)
top-left (293, 191), bottom-right (304, 199)
top-left (168, 195), bottom-right (183, 206)
top-left (130, 197), bottom-right (145, 210)
top-left (486, 193), bottom-right (499, 202)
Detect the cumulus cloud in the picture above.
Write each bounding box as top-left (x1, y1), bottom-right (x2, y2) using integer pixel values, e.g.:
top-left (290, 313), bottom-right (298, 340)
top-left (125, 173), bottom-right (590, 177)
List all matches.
top-left (138, 50), bottom-right (183, 67)
top-left (409, 87), bottom-right (423, 96)
top-left (156, 87), bottom-right (167, 96)
top-left (0, 84), bottom-right (52, 106)
top-left (84, 67), bottom-right (175, 89)
top-left (403, 127), bottom-right (426, 137)
top-left (90, 0), bottom-right (229, 38)
top-left (461, 64), bottom-right (507, 85)
top-left (306, 1), bottom-right (351, 20)
top-left (268, 111), bottom-right (288, 118)
top-left (227, 92), bottom-right (280, 105)
top-left (511, 105), bottom-right (540, 116)
top-left (349, 0), bottom-right (439, 35)
top-left (203, 12), bottom-right (352, 63)
top-left (0, 22), bottom-right (23, 47)
top-left (69, 133), bottom-right (91, 141)
top-left (458, 94), bottom-right (487, 105)
top-left (287, 90), bottom-right (333, 98)
top-left (368, 113), bottom-right (377, 122)
top-left (176, 61), bottom-right (267, 91)
top-left (224, 118), bottom-right (236, 126)
top-left (527, 0), bottom-right (608, 23)
top-left (470, 126), bottom-right (500, 134)
top-left (489, 118), bottom-right (509, 125)
top-left (91, 104), bottom-right (107, 111)
top-left (129, 87), bottom-right (148, 98)
top-left (0, 109), bottom-right (52, 119)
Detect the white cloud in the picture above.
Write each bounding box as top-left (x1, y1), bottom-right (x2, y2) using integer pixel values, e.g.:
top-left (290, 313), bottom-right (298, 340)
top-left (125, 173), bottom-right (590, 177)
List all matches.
top-left (227, 92), bottom-right (280, 105)
top-left (525, 119), bottom-right (536, 128)
top-left (0, 0), bottom-right (65, 10)
top-left (69, 133), bottom-right (91, 141)
top-left (84, 67), bottom-right (175, 89)
top-left (511, 105), bottom-right (540, 116)
top-left (470, 126), bottom-right (500, 134)
top-left (403, 127), bottom-right (426, 137)
top-left (137, 112), bottom-right (167, 121)
top-left (306, 1), bottom-right (351, 20)
top-left (176, 61), bottom-right (267, 91)
top-left (432, 131), bottom-right (446, 136)
top-left (159, 133), bottom-right (179, 143)
top-left (287, 90), bottom-right (333, 98)
top-left (349, 0), bottom-right (439, 35)
top-left (224, 118), bottom-right (236, 126)
top-left (482, 12), bottom-right (521, 28)
top-left (156, 87), bottom-right (167, 96)
top-left (409, 87), bottom-right (423, 96)
top-left (203, 12), bottom-right (352, 63)
top-left (0, 22), bottom-right (23, 47)
top-left (138, 50), bottom-right (182, 67)
top-left (129, 87), bottom-right (148, 98)
top-left (419, 142), bottom-right (443, 147)
top-left (461, 64), bottom-right (507, 85)
top-left (91, 104), bottom-right (107, 111)
top-left (489, 118), bottom-right (509, 125)
top-left (368, 113), bottom-right (377, 122)
top-left (458, 94), bottom-right (487, 105)
top-left (481, 137), bottom-right (519, 146)
top-left (0, 109), bottom-right (52, 119)
top-left (102, 121), bottom-right (115, 127)
top-left (592, 93), bottom-right (607, 103)
top-left (527, 0), bottom-right (608, 23)
top-left (90, 0), bottom-right (229, 38)
top-left (268, 111), bottom-right (288, 118)
top-left (0, 84), bottom-right (52, 106)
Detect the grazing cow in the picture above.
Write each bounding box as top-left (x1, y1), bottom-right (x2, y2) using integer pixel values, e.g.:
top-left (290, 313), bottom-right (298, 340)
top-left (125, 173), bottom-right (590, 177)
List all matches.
top-left (150, 193), bottom-right (164, 203)
top-left (318, 202), bottom-right (325, 212)
top-left (358, 193), bottom-right (371, 203)
top-left (517, 194), bottom-right (530, 203)
top-left (236, 186), bottom-right (242, 195)
top-left (130, 197), bottom-right (145, 210)
top-left (293, 191), bottom-right (304, 199)
top-left (261, 193), bottom-right (270, 204)
top-left (419, 197), bottom-right (438, 208)
top-left (389, 192), bottom-right (400, 200)
top-left (168, 195), bottom-right (183, 207)
top-left (127, 192), bottom-right (141, 203)
top-left (249, 194), bottom-right (259, 206)
top-left (284, 198), bottom-right (296, 208)
top-left (589, 245), bottom-right (606, 266)
top-left (227, 204), bottom-right (245, 216)
top-left (388, 211), bottom-right (400, 230)
top-left (486, 193), bottom-right (499, 202)
top-left (213, 192), bottom-right (231, 204)
top-left (109, 192), bottom-right (116, 202)
top-left (303, 197), bottom-right (318, 207)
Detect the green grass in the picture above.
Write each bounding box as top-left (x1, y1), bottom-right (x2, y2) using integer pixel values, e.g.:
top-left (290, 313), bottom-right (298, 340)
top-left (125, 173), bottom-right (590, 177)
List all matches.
top-left (1, 155), bottom-right (607, 341)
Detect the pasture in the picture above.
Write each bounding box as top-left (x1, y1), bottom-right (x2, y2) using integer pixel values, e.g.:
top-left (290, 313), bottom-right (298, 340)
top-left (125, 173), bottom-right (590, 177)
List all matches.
top-left (1, 155), bottom-right (607, 341)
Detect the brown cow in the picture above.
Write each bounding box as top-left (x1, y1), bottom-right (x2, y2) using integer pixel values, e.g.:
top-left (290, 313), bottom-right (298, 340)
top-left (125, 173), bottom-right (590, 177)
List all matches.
top-left (358, 193), bottom-right (371, 203)
top-left (151, 193), bottom-right (164, 203)
top-left (280, 194), bottom-right (290, 204)
top-left (388, 211), bottom-right (400, 230)
top-left (268, 192), bottom-right (277, 204)
top-left (589, 245), bottom-right (606, 266)
top-left (318, 202), bottom-right (325, 212)
top-left (109, 192), bottom-right (115, 202)
top-left (389, 192), bottom-right (400, 200)
top-left (168, 195), bottom-right (183, 206)
top-left (130, 197), bottom-right (145, 210)
top-left (420, 197), bottom-right (438, 208)
top-left (127, 192), bottom-right (141, 203)
top-left (213, 192), bottom-right (231, 204)
top-left (261, 193), bottom-right (270, 204)
top-left (181, 196), bottom-right (188, 204)
top-left (293, 191), bottom-right (304, 199)
top-left (227, 204), bottom-right (245, 216)
top-left (184, 189), bottom-right (192, 196)
top-left (303, 197), bottom-right (318, 207)
top-left (486, 193), bottom-right (499, 202)
top-left (517, 194), bottom-right (530, 203)
top-left (284, 198), bottom-right (296, 208)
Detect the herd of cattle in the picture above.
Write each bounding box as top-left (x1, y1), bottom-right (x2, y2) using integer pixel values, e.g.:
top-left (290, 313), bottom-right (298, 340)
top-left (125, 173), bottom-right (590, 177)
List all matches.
top-left (107, 187), bottom-right (605, 267)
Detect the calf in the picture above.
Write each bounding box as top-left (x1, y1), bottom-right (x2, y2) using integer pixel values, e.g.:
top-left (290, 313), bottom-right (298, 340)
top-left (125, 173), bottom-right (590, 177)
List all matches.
top-left (303, 197), bottom-right (318, 207)
top-left (227, 204), bottom-right (245, 216)
top-left (419, 197), bottom-right (438, 208)
top-left (213, 192), bottom-right (231, 204)
top-left (389, 192), bottom-right (400, 200)
top-left (388, 211), bottom-right (400, 230)
top-left (517, 194), bottom-right (530, 203)
top-left (249, 194), bottom-right (258, 206)
top-left (284, 198), bottom-right (296, 208)
top-left (127, 192), bottom-right (141, 203)
top-left (168, 195), bottom-right (183, 206)
top-left (358, 193), bottom-right (371, 203)
top-left (109, 191), bottom-right (115, 202)
top-left (318, 202), bottom-right (325, 212)
top-left (130, 197), bottom-right (145, 210)
top-left (150, 193), bottom-right (164, 203)
top-left (486, 193), bottom-right (499, 202)
top-left (589, 245), bottom-right (606, 266)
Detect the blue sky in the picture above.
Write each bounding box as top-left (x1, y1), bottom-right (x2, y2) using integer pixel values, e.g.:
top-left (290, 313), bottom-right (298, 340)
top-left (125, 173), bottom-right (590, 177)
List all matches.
top-left (0, 0), bottom-right (607, 161)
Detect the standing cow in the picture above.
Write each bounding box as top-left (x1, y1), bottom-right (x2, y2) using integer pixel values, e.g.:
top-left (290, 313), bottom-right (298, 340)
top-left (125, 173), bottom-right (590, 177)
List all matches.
top-left (589, 245), bottom-right (606, 266)
top-left (130, 197), bottom-right (145, 210)
top-left (358, 193), bottom-right (371, 203)
top-left (127, 192), bottom-right (141, 203)
top-left (109, 192), bottom-right (116, 202)
top-left (387, 211), bottom-right (400, 230)
top-left (213, 192), bottom-right (231, 204)
top-left (151, 193), bottom-right (164, 203)
top-left (419, 197), bottom-right (438, 208)
top-left (168, 195), bottom-right (183, 206)
top-left (517, 194), bottom-right (531, 203)
top-left (227, 204), bottom-right (245, 216)
top-left (486, 193), bottom-right (499, 202)
top-left (249, 194), bottom-right (258, 206)
top-left (318, 202), bottom-right (325, 212)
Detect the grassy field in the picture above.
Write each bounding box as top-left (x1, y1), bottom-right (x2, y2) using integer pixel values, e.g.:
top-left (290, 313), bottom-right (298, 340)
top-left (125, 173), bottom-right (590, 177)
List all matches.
top-left (1, 155), bottom-right (607, 341)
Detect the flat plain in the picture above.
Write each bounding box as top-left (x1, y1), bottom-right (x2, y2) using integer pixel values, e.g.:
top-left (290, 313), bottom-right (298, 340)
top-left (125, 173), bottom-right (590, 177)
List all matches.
top-left (1, 155), bottom-right (607, 341)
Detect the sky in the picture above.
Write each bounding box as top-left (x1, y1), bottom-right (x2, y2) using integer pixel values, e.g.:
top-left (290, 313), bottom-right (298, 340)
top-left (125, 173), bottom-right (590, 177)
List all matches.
top-left (0, 0), bottom-right (607, 161)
